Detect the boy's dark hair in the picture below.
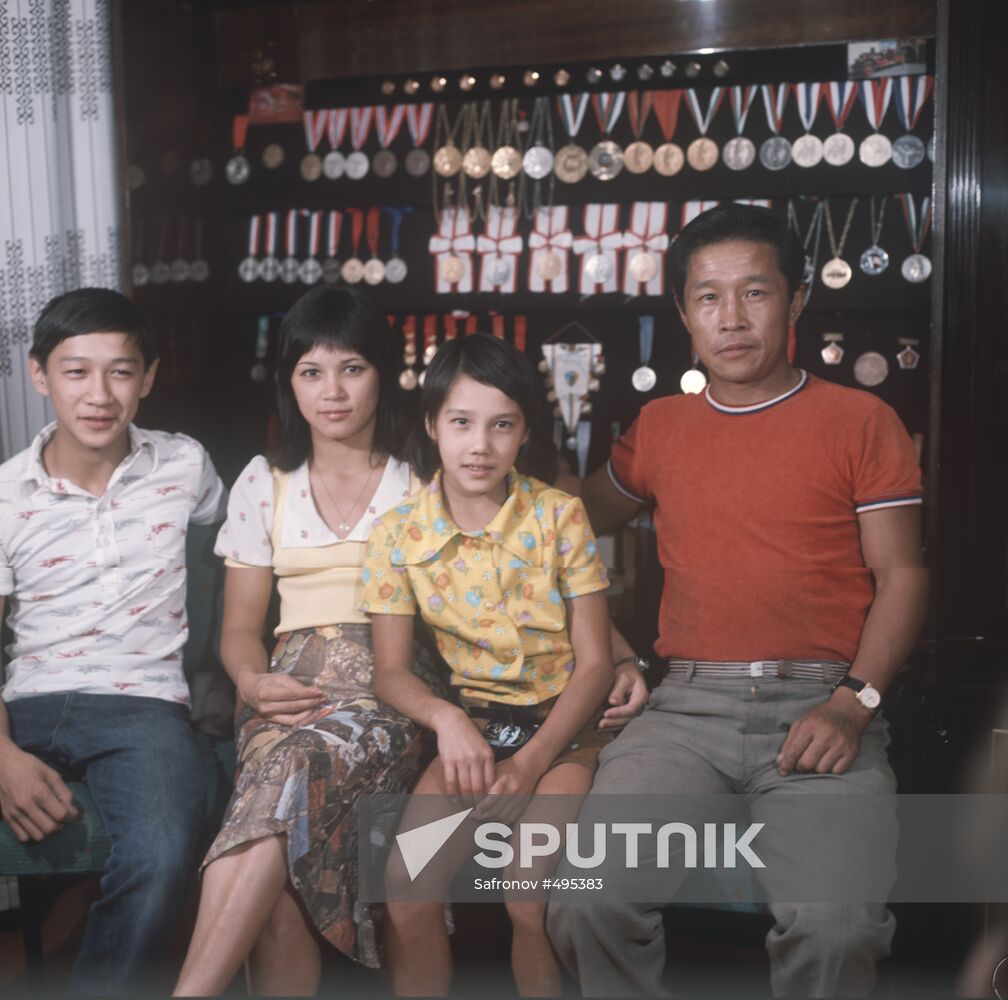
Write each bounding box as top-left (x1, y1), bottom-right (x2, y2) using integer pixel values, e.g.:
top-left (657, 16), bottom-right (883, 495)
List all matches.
top-left (410, 333), bottom-right (558, 484)
top-left (30, 287), bottom-right (157, 367)
top-left (271, 285), bottom-right (404, 472)
top-left (668, 203), bottom-right (806, 303)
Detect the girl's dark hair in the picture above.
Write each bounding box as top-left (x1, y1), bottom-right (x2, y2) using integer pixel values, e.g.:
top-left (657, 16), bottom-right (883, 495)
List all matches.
top-left (410, 333), bottom-right (558, 484)
top-left (270, 286), bottom-right (403, 471)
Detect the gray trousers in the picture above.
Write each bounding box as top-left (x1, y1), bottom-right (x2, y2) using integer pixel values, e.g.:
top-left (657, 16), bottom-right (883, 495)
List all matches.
top-left (546, 673), bottom-right (898, 998)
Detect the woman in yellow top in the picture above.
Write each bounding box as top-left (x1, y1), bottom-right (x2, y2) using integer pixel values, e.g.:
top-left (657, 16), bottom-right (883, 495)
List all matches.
top-left (360, 333), bottom-right (618, 996)
top-left (175, 288), bottom-right (443, 995)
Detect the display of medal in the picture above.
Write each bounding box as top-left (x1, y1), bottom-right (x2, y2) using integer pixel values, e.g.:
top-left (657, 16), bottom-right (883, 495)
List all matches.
top-left (382, 206), bottom-right (410, 284)
top-left (684, 86), bottom-right (724, 171)
top-left (341, 208), bottom-right (366, 283)
top-left (853, 350), bottom-right (889, 386)
top-left (759, 83), bottom-right (792, 170)
top-left (260, 212), bottom-right (281, 283)
top-left (680, 355), bottom-right (707, 395)
top-left (399, 317), bottom-right (419, 391)
top-left (523, 97), bottom-right (555, 179)
top-left (859, 196), bottom-right (890, 276)
top-left (300, 110), bottom-right (327, 181)
top-left (898, 192), bottom-right (933, 283)
top-left (723, 86), bottom-right (757, 171)
top-left (791, 82), bottom-right (824, 168)
top-left (554, 93), bottom-right (591, 183)
top-left (299, 210), bottom-right (324, 285)
top-left (373, 104), bottom-right (406, 178)
top-left (321, 210), bottom-right (343, 285)
top-left (857, 79), bottom-right (894, 167)
top-left (362, 207), bottom-right (386, 285)
top-left (651, 90), bottom-right (686, 176)
top-left (820, 197), bottom-right (860, 289)
top-left (892, 75), bottom-right (933, 170)
top-left (787, 198), bottom-right (825, 297)
top-left (822, 81), bottom-right (859, 166)
top-left (491, 98), bottom-right (524, 179)
top-left (323, 109), bottom-right (349, 179)
top-left (896, 338), bottom-right (921, 370)
top-left (238, 215), bottom-right (262, 283)
top-left (346, 106), bottom-right (374, 179)
top-left (463, 102), bottom-right (493, 178)
top-left (588, 92), bottom-right (626, 180)
top-left (433, 103), bottom-right (464, 177)
top-left (280, 210), bottom-right (301, 284)
top-left (261, 143), bottom-right (285, 170)
top-left (529, 206), bottom-right (572, 291)
top-left (623, 91), bottom-right (654, 174)
top-left (820, 333), bottom-right (845, 365)
top-left (404, 103), bottom-right (434, 177)
top-left (623, 202), bottom-right (669, 294)
top-left (632, 315), bottom-right (658, 392)
top-left (577, 203), bottom-right (622, 291)
top-left (225, 115), bottom-right (251, 185)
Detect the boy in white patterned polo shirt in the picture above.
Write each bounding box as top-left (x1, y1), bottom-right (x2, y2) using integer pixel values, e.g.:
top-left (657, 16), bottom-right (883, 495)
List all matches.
top-left (0, 288), bottom-right (226, 994)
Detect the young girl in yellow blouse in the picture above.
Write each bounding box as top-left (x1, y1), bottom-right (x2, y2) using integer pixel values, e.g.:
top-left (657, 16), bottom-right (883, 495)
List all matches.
top-left (360, 333), bottom-right (618, 996)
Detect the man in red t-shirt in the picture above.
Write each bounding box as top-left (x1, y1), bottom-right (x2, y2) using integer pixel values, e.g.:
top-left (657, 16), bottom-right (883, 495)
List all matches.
top-left (547, 204), bottom-right (928, 997)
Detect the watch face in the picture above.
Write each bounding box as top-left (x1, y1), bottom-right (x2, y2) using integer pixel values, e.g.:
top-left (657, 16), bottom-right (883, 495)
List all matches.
top-left (857, 685), bottom-right (882, 710)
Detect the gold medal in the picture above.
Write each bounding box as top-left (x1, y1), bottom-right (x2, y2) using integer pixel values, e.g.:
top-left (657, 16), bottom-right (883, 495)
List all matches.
top-left (440, 255), bottom-right (465, 284)
top-left (821, 257), bottom-right (853, 289)
top-left (300, 153), bottom-right (322, 182)
top-left (554, 143), bottom-right (589, 183)
top-left (491, 145), bottom-right (522, 179)
top-left (623, 140), bottom-right (654, 174)
top-left (399, 368), bottom-right (418, 391)
top-left (628, 252), bottom-right (659, 283)
top-left (536, 251), bottom-right (563, 281)
top-left (434, 143), bottom-right (462, 177)
top-left (363, 258), bottom-right (385, 285)
top-left (463, 145), bottom-right (492, 178)
top-left (653, 142), bottom-right (685, 176)
top-left (341, 257), bottom-right (365, 284)
top-left (686, 137), bottom-right (719, 171)
top-left (853, 351), bottom-right (889, 386)
top-left (262, 143), bottom-right (285, 169)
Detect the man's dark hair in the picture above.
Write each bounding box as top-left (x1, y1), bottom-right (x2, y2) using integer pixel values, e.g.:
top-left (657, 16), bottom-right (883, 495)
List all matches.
top-left (30, 287), bottom-right (158, 368)
top-left (409, 333), bottom-right (558, 484)
top-left (668, 203), bottom-right (806, 303)
top-left (271, 285), bottom-right (404, 472)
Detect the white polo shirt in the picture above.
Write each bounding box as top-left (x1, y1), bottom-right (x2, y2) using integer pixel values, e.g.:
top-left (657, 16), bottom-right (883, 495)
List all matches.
top-left (0, 422), bottom-right (227, 705)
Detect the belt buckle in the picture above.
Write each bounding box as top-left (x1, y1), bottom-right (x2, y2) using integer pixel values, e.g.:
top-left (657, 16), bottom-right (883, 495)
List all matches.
top-left (749, 661), bottom-right (765, 678)
top-left (776, 660), bottom-right (795, 679)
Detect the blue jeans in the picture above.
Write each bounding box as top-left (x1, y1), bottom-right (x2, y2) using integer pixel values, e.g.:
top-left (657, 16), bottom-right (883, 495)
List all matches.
top-left (6, 693), bottom-right (204, 995)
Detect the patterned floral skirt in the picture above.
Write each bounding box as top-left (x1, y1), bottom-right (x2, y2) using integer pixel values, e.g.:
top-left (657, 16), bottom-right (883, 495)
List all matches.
top-left (202, 624), bottom-right (444, 969)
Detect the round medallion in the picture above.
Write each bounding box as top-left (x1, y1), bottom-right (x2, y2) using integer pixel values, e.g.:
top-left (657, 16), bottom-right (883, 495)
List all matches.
top-left (583, 253), bottom-right (614, 284)
top-left (372, 149), bottom-right (398, 178)
top-left (238, 257), bottom-right (260, 283)
top-left (901, 253), bottom-right (932, 283)
top-left (522, 145), bottom-right (555, 179)
top-left (323, 151), bottom-right (346, 179)
top-left (189, 259), bottom-right (210, 282)
top-left (225, 154), bottom-right (250, 185)
top-left (189, 158), bottom-right (213, 186)
top-left (170, 259), bottom-right (190, 283)
top-left (858, 133), bottom-right (892, 167)
top-left (131, 263), bottom-right (149, 287)
top-left (631, 365), bottom-right (657, 392)
top-left (628, 252), bottom-right (659, 283)
top-left (300, 153), bottom-right (322, 182)
top-left (623, 140), bottom-right (654, 174)
top-left (853, 351), bottom-right (889, 387)
top-left (321, 258), bottom-right (342, 285)
top-left (299, 258), bottom-right (322, 285)
top-left (821, 257), bottom-right (853, 289)
top-left (280, 257), bottom-right (300, 284)
top-left (859, 244), bottom-right (890, 276)
top-left (385, 257), bottom-right (408, 284)
top-left (405, 148), bottom-right (431, 176)
top-left (150, 262), bottom-right (171, 285)
top-left (259, 256), bottom-right (280, 283)
top-left (820, 342), bottom-right (844, 365)
top-left (491, 145), bottom-right (523, 179)
top-left (399, 368), bottom-right (419, 391)
top-left (791, 133), bottom-right (824, 168)
top-left (554, 144), bottom-right (589, 183)
top-left (759, 135), bottom-right (792, 171)
top-left (341, 257), bottom-right (365, 284)
top-left (680, 369), bottom-right (707, 394)
top-left (345, 151), bottom-right (370, 180)
top-left (462, 146), bottom-right (492, 178)
top-left (822, 132), bottom-right (856, 166)
top-left (891, 134), bottom-right (926, 170)
top-left (262, 143), bottom-right (285, 169)
top-left (588, 140), bottom-right (624, 180)
top-left (440, 255), bottom-right (465, 284)
top-left (686, 137), bottom-right (719, 172)
top-left (653, 142), bottom-right (685, 176)
top-left (535, 250), bottom-right (563, 281)
top-left (488, 258), bottom-right (512, 286)
top-left (722, 136), bottom-right (756, 171)
top-left (363, 259), bottom-right (385, 285)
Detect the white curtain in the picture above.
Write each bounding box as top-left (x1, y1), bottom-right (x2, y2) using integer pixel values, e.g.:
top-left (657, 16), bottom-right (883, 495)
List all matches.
top-left (0, 0), bottom-right (121, 462)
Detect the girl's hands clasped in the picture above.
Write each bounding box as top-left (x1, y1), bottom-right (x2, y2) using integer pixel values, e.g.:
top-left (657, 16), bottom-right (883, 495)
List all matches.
top-left (236, 670), bottom-right (326, 727)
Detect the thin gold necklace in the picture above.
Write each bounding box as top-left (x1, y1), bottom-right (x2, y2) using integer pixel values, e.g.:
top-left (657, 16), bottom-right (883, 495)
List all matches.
top-left (312, 461), bottom-right (380, 536)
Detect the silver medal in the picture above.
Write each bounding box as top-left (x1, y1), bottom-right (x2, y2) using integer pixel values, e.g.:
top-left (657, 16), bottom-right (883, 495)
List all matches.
top-left (722, 136), bottom-right (756, 171)
top-left (858, 133), bottom-right (892, 167)
top-left (150, 262), bottom-right (171, 285)
top-left (170, 258), bottom-right (190, 283)
top-left (363, 259), bottom-right (386, 285)
top-left (323, 151), bottom-right (346, 179)
top-left (891, 134), bottom-right (926, 170)
top-left (759, 136), bottom-right (792, 171)
top-left (488, 258), bottom-right (513, 287)
top-left (631, 365), bottom-right (657, 392)
top-left (822, 132), bottom-right (855, 166)
top-left (583, 253), bottom-right (614, 284)
top-left (299, 258), bottom-right (322, 285)
top-left (859, 245), bottom-right (890, 276)
top-left (522, 145), bottom-right (555, 179)
top-left (853, 351), bottom-right (889, 387)
top-left (225, 154), bottom-right (250, 185)
top-left (280, 257), bottom-right (300, 284)
top-left (238, 257), bottom-right (260, 283)
top-left (345, 151), bottom-right (370, 180)
top-left (260, 256), bottom-right (280, 283)
top-left (405, 148), bottom-right (431, 176)
top-left (385, 257), bottom-right (408, 284)
top-left (131, 263), bottom-right (149, 287)
top-left (190, 259), bottom-right (210, 282)
top-left (901, 253), bottom-right (932, 283)
top-left (791, 133), bottom-right (824, 168)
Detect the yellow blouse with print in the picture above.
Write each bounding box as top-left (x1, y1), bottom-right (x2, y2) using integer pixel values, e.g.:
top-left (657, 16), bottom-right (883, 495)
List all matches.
top-left (358, 470), bottom-right (609, 706)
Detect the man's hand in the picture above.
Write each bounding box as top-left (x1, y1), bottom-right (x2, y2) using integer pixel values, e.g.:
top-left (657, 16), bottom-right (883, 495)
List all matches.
top-left (0, 745), bottom-right (80, 843)
top-left (776, 695), bottom-right (873, 776)
top-left (598, 662), bottom-right (649, 731)
top-left (236, 670), bottom-right (325, 727)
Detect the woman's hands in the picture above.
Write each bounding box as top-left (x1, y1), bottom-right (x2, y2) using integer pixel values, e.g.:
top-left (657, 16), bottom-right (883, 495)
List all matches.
top-left (236, 670), bottom-right (325, 727)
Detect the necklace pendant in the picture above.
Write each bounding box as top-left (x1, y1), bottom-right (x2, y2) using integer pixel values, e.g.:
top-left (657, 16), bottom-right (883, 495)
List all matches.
top-left (338, 523), bottom-right (351, 534)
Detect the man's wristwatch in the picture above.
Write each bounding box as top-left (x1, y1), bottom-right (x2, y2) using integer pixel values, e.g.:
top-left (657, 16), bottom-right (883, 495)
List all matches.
top-left (614, 654), bottom-right (650, 673)
top-left (832, 675), bottom-right (881, 712)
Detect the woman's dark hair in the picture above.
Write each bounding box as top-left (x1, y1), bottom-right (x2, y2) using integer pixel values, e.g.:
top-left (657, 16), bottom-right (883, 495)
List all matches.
top-left (30, 288), bottom-right (157, 367)
top-left (669, 202), bottom-right (806, 302)
top-left (410, 333), bottom-right (558, 484)
top-left (271, 286), bottom-right (403, 471)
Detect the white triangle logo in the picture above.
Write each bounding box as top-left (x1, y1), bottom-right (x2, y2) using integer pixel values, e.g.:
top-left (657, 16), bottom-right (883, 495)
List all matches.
top-left (396, 807), bottom-right (474, 881)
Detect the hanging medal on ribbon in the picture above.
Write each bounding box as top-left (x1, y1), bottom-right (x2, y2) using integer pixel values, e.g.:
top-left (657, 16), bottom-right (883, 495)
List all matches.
top-left (260, 213), bottom-right (281, 283)
top-left (301, 110), bottom-right (327, 181)
top-left (680, 352), bottom-right (707, 394)
top-left (859, 196), bottom-right (890, 276)
top-left (588, 92), bottom-right (626, 180)
top-left (238, 215), bottom-right (262, 283)
top-left (898, 193), bottom-right (932, 283)
top-left (555, 94), bottom-right (591, 183)
top-left (896, 337), bottom-right (921, 371)
top-left (540, 341), bottom-right (602, 450)
top-left (723, 86), bottom-right (757, 171)
top-left (463, 101), bottom-right (493, 179)
top-left (858, 79), bottom-right (893, 167)
top-left (623, 202), bottom-right (670, 296)
top-left (322, 211), bottom-right (343, 285)
top-left (624, 92), bottom-right (655, 174)
top-left (372, 105), bottom-right (406, 178)
top-left (429, 205), bottom-right (476, 293)
top-left (341, 209), bottom-right (366, 283)
top-left (476, 205), bottom-right (523, 292)
top-left (528, 206), bottom-right (573, 293)
top-left (822, 82), bottom-right (859, 166)
top-left (523, 97), bottom-right (555, 179)
top-left (225, 115), bottom-right (251, 185)
top-left (299, 211), bottom-right (323, 285)
top-left (190, 220), bottom-right (209, 282)
top-left (434, 104), bottom-right (465, 177)
top-left (787, 199), bottom-right (825, 295)
top-left (345, 107), bottom-right (374, 179)
top-left (382, 207), bottom-right (411, 284)
top-left (684, 87), bottom-right (724, 171)
top-left (491, 99), bottom-right (523, 180)
top-left (820, 197), bottom-right (860, 289)
top-left (405, 103), bottom-right (434, 176)
top-left (279, 210), bottom-right (301, 284)
top-left (573, 204), bottom-right (623, 294)
top-left (892, 76), bottom-right (933, 169)
top-left (759, 84), bottom-right (792, 170)
top-left (363, 207), bottom-right (386, 285)
top-left (791, 83), bottom-right (824, 167)
top-left (323, 109), bottom-right (350, 179)
top-left (820, 332), bottom-right (845, 366)
top-left (651, 90), bottom-right (685, 176)
top-left (632, 315), bottom-right (657, 392)
top-left (400, 316), bottom-right (419, 390)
